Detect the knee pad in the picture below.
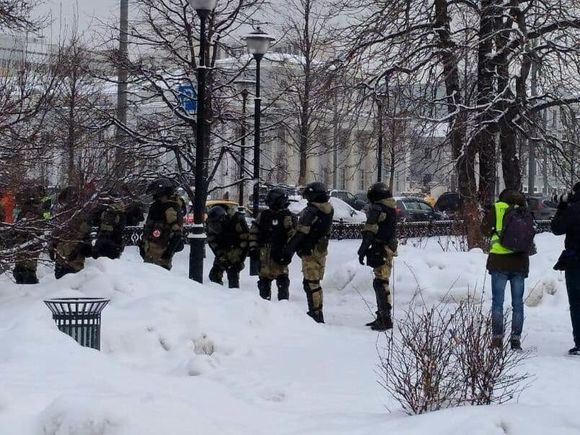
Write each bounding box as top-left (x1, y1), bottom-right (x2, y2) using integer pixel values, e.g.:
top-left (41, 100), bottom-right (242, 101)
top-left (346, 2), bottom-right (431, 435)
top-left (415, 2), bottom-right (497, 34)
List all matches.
top-left (303, 280), bottom-right (323, 311)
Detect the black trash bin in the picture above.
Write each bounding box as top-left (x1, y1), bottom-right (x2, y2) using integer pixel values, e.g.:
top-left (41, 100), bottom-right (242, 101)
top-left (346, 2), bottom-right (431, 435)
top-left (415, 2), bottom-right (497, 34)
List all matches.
top-left (44, 297), bottom-right (110, 350)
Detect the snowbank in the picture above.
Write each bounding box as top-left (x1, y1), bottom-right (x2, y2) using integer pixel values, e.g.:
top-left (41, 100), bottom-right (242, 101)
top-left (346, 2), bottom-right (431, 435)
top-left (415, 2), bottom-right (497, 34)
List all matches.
top-left (0, 233), bottom-right (579, 434)
top-left (289, 197), bottom-right (366, 224)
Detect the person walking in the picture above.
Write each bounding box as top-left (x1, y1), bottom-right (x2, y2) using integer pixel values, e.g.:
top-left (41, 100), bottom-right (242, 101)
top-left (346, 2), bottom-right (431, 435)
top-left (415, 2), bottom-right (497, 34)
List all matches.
top-left (551, 182), bottom-right (580, 355)
top-left (357, 183), bottom-right (398, 331)
top-left (481, 189), bottom-right (534, 350)
top-left (286, 182), bottom-right (333, 323)
top-left (249, 188), bottom-right (296, 300)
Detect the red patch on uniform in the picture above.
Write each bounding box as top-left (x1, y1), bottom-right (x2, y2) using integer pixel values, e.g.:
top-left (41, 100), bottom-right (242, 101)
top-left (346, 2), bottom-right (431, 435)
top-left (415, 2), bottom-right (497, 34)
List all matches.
top-left (153, 229), bottom-right (161, 238)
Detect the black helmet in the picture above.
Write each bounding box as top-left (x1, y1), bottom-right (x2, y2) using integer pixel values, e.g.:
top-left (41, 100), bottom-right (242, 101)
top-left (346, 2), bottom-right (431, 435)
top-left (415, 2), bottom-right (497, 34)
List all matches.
top-left (302, 182), bottom-right (329, 203)
top-left (367, 182), bottom-right (392, 203)
top-left (266, 188), bottom-right (289, 210)
top-left (146, 178), bottom-right (176, 198)
top-left (206, 205), bottom-right (228, 223)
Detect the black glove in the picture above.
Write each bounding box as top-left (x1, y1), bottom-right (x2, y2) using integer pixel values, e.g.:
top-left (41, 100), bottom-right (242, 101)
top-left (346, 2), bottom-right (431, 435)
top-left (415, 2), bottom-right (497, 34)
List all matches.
top-left (139, 244), bottom-right (146, 259)
top-left (163, 236), bottom-right (184, 259)
top-left (357, 233), bottom-right (373, 266)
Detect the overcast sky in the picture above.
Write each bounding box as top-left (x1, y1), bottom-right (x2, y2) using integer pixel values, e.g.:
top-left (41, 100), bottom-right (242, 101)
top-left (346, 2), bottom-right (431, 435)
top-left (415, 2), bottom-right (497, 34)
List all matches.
top-left (36, 0), bottom-right (119, 40)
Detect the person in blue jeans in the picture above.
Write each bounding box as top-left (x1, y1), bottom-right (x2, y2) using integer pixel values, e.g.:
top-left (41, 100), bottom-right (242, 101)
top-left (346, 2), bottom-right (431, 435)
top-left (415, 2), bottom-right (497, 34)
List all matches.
top-left (551, 182), bottom-right (580, 355)
top-left (481, 189), bottom-right (530, 350)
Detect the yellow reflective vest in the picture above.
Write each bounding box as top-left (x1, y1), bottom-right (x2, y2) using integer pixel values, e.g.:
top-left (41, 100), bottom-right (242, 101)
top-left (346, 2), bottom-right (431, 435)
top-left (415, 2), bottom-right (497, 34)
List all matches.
top-left (490, 201), bottom-right (513, 255)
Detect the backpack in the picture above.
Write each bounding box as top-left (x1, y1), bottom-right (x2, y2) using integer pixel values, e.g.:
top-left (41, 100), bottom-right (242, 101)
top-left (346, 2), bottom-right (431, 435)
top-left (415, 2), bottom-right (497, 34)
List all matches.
top-left (500, 206), bottom-right (535, 253)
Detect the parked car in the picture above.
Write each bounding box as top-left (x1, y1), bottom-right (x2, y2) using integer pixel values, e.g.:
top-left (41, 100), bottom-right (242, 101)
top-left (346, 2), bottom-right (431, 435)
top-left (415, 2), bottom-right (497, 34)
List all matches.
top-left (434, 192), bottom-right (463, 218)
top-left (330, 190), bottom-right (367, 211)
top-left (184, 200), bottom-right (252, 225)
top-left (395, 197), bottom-right (444, 222)
top-left (525, 195), bottom-right (557, 220)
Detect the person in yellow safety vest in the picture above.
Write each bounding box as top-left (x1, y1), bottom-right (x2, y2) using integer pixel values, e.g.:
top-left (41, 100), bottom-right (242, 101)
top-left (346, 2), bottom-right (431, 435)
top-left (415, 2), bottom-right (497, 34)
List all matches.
top-left (481, 189), bottom-right (529, 351)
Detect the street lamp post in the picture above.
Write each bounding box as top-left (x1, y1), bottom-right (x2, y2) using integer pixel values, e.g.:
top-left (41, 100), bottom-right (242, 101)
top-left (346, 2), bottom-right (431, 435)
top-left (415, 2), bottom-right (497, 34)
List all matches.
top-left (188, 0), bottom-right (218, 283)
top-left (234, 79), bottom-right (254, 206)
top-left (377, 98), bottom-right (383, 183)
top-left (244, 28), bottom-right (275, 276)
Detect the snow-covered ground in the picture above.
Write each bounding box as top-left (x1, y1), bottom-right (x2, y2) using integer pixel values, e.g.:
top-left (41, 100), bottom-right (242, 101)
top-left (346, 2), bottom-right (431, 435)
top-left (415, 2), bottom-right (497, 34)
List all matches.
top-left (1, 233), bottom-right (579, 434)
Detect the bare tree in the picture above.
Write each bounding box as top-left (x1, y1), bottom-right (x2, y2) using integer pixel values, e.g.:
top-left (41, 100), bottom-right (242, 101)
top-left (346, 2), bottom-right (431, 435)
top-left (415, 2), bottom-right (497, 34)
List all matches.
top-left (103, 0), bottom-right (263, 206)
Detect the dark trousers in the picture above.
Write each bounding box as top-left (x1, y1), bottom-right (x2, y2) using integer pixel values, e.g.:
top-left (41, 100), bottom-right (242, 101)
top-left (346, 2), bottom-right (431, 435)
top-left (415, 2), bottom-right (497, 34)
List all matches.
top-left (565, 268), bottom-right (580, 347)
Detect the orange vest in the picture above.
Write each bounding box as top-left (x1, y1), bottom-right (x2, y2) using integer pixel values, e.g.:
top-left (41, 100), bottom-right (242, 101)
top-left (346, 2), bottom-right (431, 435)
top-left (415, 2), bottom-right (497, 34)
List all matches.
top-left (0, 192), bottom-right (14, 223)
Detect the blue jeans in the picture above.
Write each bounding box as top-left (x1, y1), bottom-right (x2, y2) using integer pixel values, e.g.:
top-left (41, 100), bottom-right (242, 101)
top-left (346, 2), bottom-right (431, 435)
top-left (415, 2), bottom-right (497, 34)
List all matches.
top-left (491, 272), bottom-right (525, 338)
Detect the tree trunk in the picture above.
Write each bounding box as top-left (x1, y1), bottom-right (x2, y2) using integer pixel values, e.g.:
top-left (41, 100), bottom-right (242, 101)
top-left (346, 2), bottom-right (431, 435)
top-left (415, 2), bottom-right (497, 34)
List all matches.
top-left (475, 0), bottom-right (497, 207)
top-left (434, 0), bottom-right (481, 248)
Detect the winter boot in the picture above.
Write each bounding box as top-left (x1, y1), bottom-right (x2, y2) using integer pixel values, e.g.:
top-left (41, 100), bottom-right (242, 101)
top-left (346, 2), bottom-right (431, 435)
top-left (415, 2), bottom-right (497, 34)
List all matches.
top-left (208, 266), bottom-right (224, 285)
top-left (276, 275), bottom-right (290, 300)
top-left (258, 278), bottom-right (272, 300)
top-left (307, 310), bottom-right (325, 324)
top-left (370, 309), bottom-right (393, 331)
top-left (226, 270), bottom-right (240, 289)
top-left (569, 347), bottom-right (580, 356)
top-left (510, 336), bottom-right (522, 351)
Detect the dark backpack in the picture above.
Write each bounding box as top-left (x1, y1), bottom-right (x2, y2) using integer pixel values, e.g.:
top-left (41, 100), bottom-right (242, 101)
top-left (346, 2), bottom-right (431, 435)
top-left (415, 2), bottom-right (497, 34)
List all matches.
top-left (500, 206), bottom-right (535, 253)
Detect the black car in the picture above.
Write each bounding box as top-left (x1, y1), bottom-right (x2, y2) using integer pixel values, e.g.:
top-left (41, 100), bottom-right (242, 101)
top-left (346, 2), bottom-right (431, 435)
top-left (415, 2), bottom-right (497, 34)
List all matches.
top-left (395, 197), bottom-right (444, 222)
top-left (434, 192), bottom-right (463, 218)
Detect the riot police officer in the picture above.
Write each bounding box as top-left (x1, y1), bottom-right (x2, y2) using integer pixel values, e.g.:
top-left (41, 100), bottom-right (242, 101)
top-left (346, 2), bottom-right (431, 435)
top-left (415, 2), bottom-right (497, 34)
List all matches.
top-left (140, 178), bottom-right (184, 270)
top-left (50, 186), bottom-right (93, 279)
top-left (12, 184), bottom-right (45, 284)
top-left (287, 182), bottom-right (334, 323)
top-left (357, 182), bottom-right (398, 331)
top-left (249, 188), bottom-right (296, 300)
top-left (92, 190), bottom-right (127, 260)
top-left (206, 205), bottom-right (250, 288)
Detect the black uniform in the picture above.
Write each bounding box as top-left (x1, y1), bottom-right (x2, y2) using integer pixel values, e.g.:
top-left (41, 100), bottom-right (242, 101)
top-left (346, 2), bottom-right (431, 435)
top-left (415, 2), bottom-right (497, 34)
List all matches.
top-left (358, 183), bottom-right (398, 331)
top-left (92, 198), bottom-right (127, 260)
top-left (551, 183), bottom-right (580, 354)
top-left (207, 206), bottom-right (250, 288)
top-left (249, 189), bottom-right (296, 300)
top-left (287, 182), bottom-right (334, 323)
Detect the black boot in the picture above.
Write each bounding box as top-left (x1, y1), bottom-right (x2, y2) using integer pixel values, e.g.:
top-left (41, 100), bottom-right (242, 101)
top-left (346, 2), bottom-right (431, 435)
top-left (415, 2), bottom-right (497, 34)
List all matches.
top-left (258, 278), bottom-right (272, 300)
top-left (307, 310), bottom-right (325, 323)
top-left (209, 266), bottom-right (223, 285)
top-left (370, 309), bottom-right (393, 331)
top-left (276, 275), bottom-right (290, 300)
top-left (304, 280), bottom-right (324, 323)
top-left (366, 312), bottom-right (380, 327)
top-left (227, 269), bottom-right (240, 289)
top-left (369, 279), bottom-right (392, 330)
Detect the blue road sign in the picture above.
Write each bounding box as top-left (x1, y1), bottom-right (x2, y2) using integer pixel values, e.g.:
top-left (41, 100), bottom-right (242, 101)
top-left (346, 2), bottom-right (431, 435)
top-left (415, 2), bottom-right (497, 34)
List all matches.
top-left (177, 83), bottom-right (197, 114)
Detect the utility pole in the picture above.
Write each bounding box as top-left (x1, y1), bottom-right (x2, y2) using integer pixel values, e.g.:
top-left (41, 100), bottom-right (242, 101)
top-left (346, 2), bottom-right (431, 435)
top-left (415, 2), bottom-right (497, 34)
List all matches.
top-left (115, 0), bottom-right (129, 173)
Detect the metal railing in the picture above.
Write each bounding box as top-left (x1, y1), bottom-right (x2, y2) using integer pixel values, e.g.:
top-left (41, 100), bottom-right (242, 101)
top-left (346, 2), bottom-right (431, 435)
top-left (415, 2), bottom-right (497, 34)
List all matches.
top-left (118, 219), bottom-right (553, 246)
